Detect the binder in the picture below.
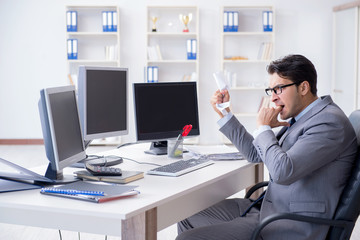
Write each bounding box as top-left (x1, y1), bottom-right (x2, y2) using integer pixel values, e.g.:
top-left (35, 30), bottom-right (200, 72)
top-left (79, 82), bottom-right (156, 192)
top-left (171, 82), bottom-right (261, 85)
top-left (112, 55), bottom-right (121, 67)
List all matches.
top-left (66, 11), bottom-right (77, 32)
top-left (153, 66), bottom-right (159, 82)
top-left (191, 39), bottom-right (197, 60)
top-left (66, 11), bottom-right (72, 32)
top-left (228, 11), bottom-right (234, 32)
top-left (187, 39), bottom-right (192, 60)
top-left (268, 11), bottom-right (273, 31)
top-left (263, 11), bottom-right (273, 32)
top-left (67, 39), bottom-right (72, 59)
top-left (67, 39), bottom-right (78, 59)
top-left (71, 11), bottom-right (77, 32)
top-left (233, 11), bottom-right (239, 32)
top-left (223, 11), bottom-right (229, 32)
top-left (102, 11), bottom-right (108, 32)
top-left (107, 11), bottom-right (113, 32)
top-left (112, 11), bottom-right (117, 32)
top-left (72, 39), bottom-right (78, 59)
top-left (147, 66), bottom-right (153, 82)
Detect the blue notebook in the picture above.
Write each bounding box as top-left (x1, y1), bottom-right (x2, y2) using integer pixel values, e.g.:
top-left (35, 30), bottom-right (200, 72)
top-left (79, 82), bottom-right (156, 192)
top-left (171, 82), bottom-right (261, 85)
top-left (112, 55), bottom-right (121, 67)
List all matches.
top-left (40, 181), bottom-right (139, 203)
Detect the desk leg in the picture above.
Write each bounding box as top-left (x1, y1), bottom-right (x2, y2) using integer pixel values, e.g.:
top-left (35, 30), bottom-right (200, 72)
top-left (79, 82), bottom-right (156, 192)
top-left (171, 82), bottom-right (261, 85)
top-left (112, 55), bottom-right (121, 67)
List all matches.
top-left (122, 207), bottom-right (157, 240)
top-left (246, 163), bottom-right (264, 199)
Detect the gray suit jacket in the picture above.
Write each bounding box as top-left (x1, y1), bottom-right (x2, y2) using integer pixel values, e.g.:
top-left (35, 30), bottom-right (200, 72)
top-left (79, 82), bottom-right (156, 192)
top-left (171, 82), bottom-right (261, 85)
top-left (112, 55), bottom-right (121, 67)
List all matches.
top-left (220, 95), bottom-right (358, 240)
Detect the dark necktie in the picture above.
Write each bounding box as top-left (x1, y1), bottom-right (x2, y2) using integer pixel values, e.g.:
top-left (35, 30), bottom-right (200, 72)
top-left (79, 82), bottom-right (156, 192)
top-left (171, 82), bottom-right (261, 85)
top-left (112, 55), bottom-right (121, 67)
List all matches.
top-left (277, 118), bottom-right (296, 140)
top-left (289, 117), bottom-right (296, 127)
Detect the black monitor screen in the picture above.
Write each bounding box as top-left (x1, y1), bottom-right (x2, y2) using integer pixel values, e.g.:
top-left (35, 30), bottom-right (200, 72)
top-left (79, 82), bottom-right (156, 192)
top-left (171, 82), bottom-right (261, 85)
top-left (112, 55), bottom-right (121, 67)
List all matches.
top-left (134, 82), bottom-right (200, 141)
top-left (49, 90), bottom-right (85, 161)
top-left (38, 85), bottom-right (87, 181)
top-left (78, 66), bottom-right (128, 141)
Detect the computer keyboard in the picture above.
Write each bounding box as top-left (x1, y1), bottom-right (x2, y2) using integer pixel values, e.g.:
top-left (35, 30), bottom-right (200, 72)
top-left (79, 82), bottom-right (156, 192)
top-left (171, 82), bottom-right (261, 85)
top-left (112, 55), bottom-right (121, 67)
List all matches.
top-left (147, 158), bottom-right (214, 177)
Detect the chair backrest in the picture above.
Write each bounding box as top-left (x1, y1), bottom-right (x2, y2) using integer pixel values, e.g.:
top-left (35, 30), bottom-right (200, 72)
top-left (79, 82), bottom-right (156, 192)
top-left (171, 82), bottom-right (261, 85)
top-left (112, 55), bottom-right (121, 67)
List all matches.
top-left (349, 110), bottom-right (360, 145)
top-left (327, 110), bottom-right (360, 240)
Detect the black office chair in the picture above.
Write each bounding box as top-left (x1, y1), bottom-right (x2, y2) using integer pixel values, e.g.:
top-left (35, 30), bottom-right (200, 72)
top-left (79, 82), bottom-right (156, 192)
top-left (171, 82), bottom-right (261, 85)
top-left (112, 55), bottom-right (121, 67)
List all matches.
top-left (248, 110), bottom-right (360, 240)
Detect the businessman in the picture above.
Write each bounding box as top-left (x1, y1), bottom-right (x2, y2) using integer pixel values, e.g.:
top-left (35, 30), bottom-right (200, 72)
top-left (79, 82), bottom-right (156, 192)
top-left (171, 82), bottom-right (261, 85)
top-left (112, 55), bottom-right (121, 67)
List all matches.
top-left (176, 54), bottom-right (358, 240)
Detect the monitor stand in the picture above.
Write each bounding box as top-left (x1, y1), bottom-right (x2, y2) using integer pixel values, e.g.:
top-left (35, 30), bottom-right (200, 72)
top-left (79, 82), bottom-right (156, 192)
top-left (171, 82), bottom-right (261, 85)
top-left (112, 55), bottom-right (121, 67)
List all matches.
top-left (71, 140), bottom-right (123, 168)
top-left (144, 141), bottom-right (168, 155)
top-left (44, 164), bottom-right (80, 185)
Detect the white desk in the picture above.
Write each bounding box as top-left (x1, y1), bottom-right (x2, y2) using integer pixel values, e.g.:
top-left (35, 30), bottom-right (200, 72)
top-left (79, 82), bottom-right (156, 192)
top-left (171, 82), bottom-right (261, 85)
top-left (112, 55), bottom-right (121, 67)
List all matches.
top-left (0, 144), bottom-right (261, 240)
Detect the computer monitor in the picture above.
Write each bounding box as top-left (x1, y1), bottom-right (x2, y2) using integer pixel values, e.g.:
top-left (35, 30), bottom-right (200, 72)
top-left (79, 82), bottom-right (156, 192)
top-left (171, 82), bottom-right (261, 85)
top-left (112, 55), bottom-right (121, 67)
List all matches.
top-left (77, 66), bottom-right (128, 165)
top-left (78, 66), bottom-right (128, 143)
top-left (38, 85), bottom-right (86, 183)
top-left (133, 82), bottom-right (200, 155)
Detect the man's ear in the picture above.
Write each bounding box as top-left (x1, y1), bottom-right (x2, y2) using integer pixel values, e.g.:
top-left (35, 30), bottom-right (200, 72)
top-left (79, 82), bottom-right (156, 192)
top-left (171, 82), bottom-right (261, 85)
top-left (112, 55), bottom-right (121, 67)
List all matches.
top-left (300, 81), bottom-right (310, 96)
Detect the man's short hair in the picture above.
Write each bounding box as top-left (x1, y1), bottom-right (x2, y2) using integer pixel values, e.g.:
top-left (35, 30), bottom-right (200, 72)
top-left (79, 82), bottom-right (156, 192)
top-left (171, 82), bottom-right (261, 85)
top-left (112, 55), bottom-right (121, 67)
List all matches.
top-left (267, 54), bottom-right (317, 95)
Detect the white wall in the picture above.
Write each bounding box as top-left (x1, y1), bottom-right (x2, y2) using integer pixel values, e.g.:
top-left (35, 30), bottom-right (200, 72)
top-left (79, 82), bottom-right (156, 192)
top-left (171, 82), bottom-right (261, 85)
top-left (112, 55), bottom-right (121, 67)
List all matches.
top-left (0, 0), bottom-right (350, 144)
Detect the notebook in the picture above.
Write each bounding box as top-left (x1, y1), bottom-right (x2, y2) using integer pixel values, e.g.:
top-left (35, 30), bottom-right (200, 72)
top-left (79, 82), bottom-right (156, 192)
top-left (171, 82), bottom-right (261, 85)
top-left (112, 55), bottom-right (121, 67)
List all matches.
top-left (40, 181), bottom-right (139, 203)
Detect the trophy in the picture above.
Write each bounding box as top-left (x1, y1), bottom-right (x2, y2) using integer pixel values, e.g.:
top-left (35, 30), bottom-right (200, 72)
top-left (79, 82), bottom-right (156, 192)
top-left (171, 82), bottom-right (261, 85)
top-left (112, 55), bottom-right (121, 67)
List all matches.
top-left (151, 16), bottom-right (158, 32)
top-left (179, 13), bottom-right (192, 32)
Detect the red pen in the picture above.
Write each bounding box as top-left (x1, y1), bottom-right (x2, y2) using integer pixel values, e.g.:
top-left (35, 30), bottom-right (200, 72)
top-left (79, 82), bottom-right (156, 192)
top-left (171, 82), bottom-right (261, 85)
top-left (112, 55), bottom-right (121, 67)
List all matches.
top-left (181, 124), bottom-right (192, 137)
top-left (170, 124), bottom-right (192, 157)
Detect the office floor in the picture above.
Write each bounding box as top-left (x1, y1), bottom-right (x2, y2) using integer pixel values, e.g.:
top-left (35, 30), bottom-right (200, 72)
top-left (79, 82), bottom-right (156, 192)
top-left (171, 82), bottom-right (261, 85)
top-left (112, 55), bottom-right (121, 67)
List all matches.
top-left (0, 145), bottom-right (360, 240)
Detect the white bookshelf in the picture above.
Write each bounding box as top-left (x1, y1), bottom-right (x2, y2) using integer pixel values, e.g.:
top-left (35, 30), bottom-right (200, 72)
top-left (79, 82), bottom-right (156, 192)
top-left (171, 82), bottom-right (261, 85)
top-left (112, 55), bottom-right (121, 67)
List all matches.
top-left (146, 6), bottom-right (199, 83)
top-left (65, 5), bottom-right (120, 85)
top-left (65, 5), bottom-right (121, 146)
top-left (220, 6), bottom-right (275, 143)
top-left (146, 6), bottom-right (200, 144)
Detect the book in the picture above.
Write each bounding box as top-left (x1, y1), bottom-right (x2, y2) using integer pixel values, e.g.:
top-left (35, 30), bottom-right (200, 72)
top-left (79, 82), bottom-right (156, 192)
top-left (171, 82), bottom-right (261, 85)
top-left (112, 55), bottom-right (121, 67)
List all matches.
top-left (74, 170), bottom-right (144, 184)
top-left (40, 181), bottom-right (139, 203)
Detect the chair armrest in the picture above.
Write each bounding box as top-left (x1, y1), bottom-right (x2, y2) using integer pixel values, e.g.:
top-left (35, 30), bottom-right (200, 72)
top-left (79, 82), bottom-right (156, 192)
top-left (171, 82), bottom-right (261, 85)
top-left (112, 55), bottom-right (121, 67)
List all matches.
top-left (250, 212), bottom-right (353, 240)
top-left (245, 181), bottom-right (269, 199)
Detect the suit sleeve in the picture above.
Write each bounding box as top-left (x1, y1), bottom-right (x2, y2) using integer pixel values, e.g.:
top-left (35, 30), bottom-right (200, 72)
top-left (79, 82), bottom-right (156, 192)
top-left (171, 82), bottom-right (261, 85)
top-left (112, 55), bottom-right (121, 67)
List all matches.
top-left (220, 115), bottom-right (263, 163)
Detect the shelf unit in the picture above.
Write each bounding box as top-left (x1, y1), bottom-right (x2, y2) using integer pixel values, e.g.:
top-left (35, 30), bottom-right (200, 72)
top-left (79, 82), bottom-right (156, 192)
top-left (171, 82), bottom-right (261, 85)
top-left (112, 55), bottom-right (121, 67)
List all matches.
top-left (146, 6), bottom-right (199, 83)
top-left (65, 5), bottom-right (120, 86)
top-left (146, 6), bottom-right (200, 144)
top-left (65, 5), bottom-right (121, 146)
top-left (220, 6), bottom-right (275, 143)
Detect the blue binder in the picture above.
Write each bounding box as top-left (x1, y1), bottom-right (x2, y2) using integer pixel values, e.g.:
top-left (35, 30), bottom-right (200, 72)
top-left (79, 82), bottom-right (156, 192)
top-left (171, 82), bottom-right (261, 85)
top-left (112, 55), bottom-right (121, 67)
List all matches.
top-left (223, 11), bottom-right (229, 32)
top-left (147, 66), bottom-right (159, 82)
top-left (263, 11), bottom-right (273, 32)
top-left (66, 11), bottom-right (77, 32)
top-left (191, 39), bottom-right (197, 60)
top-left (71, 11), bottom-right (77, 31)
top-left (112, 11), bottom-right (117, 32)
top-left (233, 11), bottom-right (239, 32)
top-left (153, 66), bottom-right (159, 82)
top-left (107, 11), bottom-right (113, 32)
top-left (72, 39), bottom-right (78, 59)
top-left (187, 39), bottom-right (192, 60)
top-left (102, 11), bottom-right (108, 32)
top-left (147, 66), bottom-right (153, 82)
top-left (67, 39), bottom-right (78, 60)
top-left (67, 11), bottom-right (72, 32)
top-left (187, 39), bottom-right (197, 60)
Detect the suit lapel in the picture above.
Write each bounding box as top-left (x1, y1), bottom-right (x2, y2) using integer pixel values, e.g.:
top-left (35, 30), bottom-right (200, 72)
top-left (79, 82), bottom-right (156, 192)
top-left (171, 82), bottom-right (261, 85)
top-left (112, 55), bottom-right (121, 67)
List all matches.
top-left (277, 96), bottom-right (333, 145)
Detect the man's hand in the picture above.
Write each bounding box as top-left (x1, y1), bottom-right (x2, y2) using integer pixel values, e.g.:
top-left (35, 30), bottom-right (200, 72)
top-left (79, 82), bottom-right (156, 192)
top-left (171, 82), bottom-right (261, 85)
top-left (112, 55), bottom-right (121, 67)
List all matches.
top-left (257, 106), bottom-right (290, 128)
top-left (210, 89), bottom-right (230, 118)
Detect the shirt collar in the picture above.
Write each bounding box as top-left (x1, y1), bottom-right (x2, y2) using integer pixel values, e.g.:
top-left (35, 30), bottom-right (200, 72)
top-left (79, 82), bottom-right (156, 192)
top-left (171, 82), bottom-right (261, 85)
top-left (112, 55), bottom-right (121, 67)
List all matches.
top-left (294, 97), bottom-right (320, 122)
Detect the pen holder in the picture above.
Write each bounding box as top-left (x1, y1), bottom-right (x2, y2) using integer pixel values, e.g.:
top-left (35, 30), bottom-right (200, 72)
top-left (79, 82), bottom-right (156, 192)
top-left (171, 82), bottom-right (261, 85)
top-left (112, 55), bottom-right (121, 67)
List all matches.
top-left (167, 139), bottom-right (183, 159)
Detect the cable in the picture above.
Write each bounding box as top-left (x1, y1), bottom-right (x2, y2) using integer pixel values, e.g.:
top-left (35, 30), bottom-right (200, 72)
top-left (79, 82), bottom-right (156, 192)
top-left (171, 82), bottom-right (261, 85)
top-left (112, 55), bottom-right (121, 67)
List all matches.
top-left (122, 157), bottom-right (161, 167)
top-left (117, 141), bottom-right (140, 149)
top-left (58, 230), bottom-right (62, 240)
top-left (86, 154), bottom-right (161, 167)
